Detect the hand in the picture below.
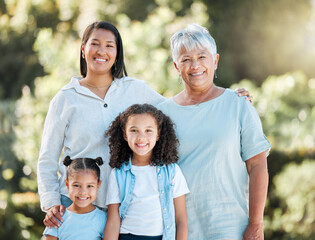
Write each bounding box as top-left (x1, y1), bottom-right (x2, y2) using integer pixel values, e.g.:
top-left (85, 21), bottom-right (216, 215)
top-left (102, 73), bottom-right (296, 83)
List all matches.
top-left (43, 205), bottom-right (66, 229)
top-left (242, 222), bottom-right (264, 240)
top-left (235, 88), bottom-right (253, 104)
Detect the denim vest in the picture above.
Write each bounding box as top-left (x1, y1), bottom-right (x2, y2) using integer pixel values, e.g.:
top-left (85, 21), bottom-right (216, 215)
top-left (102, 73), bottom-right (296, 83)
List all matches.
top-left (115, 160), bottom-right (176, 240)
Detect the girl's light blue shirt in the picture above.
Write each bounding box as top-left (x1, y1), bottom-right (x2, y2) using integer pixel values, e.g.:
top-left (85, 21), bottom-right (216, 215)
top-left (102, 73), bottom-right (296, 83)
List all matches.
top-left (43, 208), bottom-right (106, 239)
top-left (157, 89), bottom-right (271, 240)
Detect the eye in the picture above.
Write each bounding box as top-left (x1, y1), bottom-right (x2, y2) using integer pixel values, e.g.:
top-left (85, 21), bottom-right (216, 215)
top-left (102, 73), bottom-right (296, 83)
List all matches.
top-left (182, 58), bottom-right (190, 62)
top-left (88, 185), bottom-right (94, 188)
top-left (73, 184), bottom-right (80, 188)
top-left (130, 129), bottom-right (137, 132)
top-left (106, 44), bottom-right (115, 48)
top-left (146, 129), bottom-right (153, 132)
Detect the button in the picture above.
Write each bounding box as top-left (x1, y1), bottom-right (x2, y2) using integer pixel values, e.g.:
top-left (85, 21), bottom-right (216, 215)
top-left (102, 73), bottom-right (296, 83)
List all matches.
top-left (163, 208), bottom-right (166, 211)
top-left (104, 103), bottom-right (108, 108)
top-left (161, 191), bottom-right (164, 194)
top-left (158, 174), bottom-right (161, 177)
top-left (166, 225), bottom-right (169, 229)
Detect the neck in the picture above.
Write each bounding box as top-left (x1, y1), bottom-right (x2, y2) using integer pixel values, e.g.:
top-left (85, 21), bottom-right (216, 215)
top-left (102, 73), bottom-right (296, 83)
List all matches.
top-left (131, 155), bottom-right (151, 166)
top-left (184, 84), bottom-right (217, 105)
top-left (84, 72), bottom-right (113, 87)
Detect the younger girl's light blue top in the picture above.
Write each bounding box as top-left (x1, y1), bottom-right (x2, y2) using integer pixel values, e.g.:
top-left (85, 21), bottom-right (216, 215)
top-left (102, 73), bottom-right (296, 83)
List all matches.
top-left (43, 208), bottom-right (106, 239)
top-left (157, 89), bottom-right (271, 240)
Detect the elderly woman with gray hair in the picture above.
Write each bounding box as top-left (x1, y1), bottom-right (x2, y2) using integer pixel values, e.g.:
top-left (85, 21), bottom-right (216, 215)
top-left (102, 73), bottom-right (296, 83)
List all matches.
top-left (158, 24), bottom-right (271, 240)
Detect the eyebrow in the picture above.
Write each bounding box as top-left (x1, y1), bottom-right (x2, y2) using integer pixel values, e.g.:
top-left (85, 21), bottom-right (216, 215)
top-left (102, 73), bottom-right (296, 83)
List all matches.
top-left (90, 38), bottom-right (115, 43)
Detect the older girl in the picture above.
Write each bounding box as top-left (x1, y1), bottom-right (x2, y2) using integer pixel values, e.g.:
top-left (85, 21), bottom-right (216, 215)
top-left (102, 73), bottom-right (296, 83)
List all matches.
top-left (104, 104), bottom-right (189, 240)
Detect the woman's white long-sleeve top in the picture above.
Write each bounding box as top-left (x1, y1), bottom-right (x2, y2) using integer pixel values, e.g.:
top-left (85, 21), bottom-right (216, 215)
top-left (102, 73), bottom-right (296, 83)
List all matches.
top-left (37, 76), bottom-right (165, 211)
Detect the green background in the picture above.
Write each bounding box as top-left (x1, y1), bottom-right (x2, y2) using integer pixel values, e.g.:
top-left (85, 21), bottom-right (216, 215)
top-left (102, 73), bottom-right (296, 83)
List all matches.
top-left (0, 0), bottom-right (315, 239)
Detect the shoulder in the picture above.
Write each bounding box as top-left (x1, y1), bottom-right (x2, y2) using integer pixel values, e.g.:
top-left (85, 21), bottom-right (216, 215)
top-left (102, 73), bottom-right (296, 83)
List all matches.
top-left (113, 76), bottom-right (146, 87)
top-left (50, 77), bottom-right (79, 105)
top-left (156, 98), bottom-right (173, 110)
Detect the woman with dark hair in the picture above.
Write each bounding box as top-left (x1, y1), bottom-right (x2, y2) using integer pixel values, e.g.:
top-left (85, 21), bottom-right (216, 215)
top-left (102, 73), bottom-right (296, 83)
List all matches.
top-left (38, 21), bottom-right (165, 228)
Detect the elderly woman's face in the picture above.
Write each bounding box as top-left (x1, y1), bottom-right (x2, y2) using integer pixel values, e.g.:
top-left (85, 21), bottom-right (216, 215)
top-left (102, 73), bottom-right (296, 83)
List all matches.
top-left (175, 46), bottom-right (219, 90)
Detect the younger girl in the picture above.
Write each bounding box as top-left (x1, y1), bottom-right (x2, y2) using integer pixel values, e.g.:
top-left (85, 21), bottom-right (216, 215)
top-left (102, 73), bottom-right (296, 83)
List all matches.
top-left (104, 104), bottom-right (189, 240)
top-left (44, 156), bottom-right (106, 240)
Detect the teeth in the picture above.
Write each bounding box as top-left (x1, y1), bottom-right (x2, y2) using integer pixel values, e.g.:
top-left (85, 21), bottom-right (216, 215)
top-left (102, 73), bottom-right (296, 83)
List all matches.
top-left (78, 197), bottom-right (88, 200)
top-left (95, 58), bottom-right (107, 62)
top-left (191, 72), bottom-right (203, 76)
top-left (137, 144), bottom-right (147, 147)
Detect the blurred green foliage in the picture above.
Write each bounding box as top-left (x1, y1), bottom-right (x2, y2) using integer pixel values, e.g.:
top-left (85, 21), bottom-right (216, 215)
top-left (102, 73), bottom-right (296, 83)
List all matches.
top-left (0, 0), bottom-right (315, 239)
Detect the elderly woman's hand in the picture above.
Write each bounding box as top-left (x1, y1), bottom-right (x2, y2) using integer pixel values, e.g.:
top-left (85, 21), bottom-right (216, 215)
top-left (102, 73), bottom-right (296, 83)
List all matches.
top-left (235, 88), bottom-right (253, 104)
top-left (242, 222), bottom-right (264, 240)
top-left (43, 205), bottom-right (66, 229)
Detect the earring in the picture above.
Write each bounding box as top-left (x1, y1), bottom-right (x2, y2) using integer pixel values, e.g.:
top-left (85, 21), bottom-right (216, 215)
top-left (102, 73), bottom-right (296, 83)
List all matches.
top-left (214, 71), bottom-right (217, 79)
top-left (82, 52), bottom-right (85, 59)
top-left (114, 61), bottom-right (117, 70)
top-left (178, 75), bottom-right (182, 85)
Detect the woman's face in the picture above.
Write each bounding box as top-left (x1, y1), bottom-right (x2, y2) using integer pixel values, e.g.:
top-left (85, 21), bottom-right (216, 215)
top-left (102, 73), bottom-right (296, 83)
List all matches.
top-left (175, 46), bottom-right (219, 91)
top-left (82, 28), bottom-right (117, 78)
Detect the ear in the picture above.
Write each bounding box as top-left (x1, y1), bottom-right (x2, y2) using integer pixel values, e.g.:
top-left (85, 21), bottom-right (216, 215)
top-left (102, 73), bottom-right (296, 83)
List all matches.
top-left (174, 62), bottom-right (181, 74)
top-left (65, 179), bottom-right (70, 190)
top-left (123, 131), bottom-right (128, 141)
top-left (81, 44), bottom-right (85, 59)
top-left (97, 180), bottom-right (102, 189)
top-left (214, 54), bottom-right (220, 70)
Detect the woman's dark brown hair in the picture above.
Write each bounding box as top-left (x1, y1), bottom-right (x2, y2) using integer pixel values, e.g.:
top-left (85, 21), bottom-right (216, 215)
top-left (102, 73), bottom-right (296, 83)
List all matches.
top-left (106, 104), bottom-right (179, 168)
top-left (80, 21), bottom-right (127, 78)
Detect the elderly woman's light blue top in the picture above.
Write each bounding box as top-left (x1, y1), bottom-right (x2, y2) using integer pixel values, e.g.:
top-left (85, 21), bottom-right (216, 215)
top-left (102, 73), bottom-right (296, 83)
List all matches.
top-left (157, 89), bottom-right (271, 240)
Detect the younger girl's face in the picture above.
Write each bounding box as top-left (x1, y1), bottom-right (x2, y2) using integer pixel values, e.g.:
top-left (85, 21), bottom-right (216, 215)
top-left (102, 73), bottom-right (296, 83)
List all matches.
top-left (65, 170), bottom-right (101, 213)
top-left (124, 113), bottom-right (160, 165)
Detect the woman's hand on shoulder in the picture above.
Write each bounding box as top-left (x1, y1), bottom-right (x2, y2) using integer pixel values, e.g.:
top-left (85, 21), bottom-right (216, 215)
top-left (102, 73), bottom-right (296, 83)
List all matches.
top-left (235, 88), bottom-right (253, 104)
top-left (43, 205), bottom-right (66, 229)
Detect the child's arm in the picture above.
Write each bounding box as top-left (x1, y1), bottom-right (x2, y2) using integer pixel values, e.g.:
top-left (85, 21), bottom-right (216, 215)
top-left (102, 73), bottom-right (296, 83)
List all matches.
top-left (103, 203), bottom-right (121, 240)
top-left (45, 235), bottom-right (58, 240)
top-left (174, 195), bottom-right (188, 240)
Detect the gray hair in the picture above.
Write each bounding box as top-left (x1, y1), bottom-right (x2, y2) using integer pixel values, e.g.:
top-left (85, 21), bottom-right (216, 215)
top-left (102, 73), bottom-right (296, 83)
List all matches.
top-left (170, 23), bottom-right (217, 63)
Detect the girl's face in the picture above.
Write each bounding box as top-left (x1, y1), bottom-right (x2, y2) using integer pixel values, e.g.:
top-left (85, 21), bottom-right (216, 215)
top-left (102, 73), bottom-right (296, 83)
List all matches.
top-left (124, 113), bottom-right (160, 165)
top-left (81, 28), bottom-right (117, 78)
top-left (65, 170), bottom-right (101, 214)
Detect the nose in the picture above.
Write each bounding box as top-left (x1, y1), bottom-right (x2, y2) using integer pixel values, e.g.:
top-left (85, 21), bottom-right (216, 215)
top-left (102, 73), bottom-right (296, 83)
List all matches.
top-left (79, 187), bottom-right (87, 194)
top-left (137, 132), bottom-right (146, 140)
top-left (191, 59), bottom-right (200, 69)
top-left (97, 45), bottom-right (107, 55)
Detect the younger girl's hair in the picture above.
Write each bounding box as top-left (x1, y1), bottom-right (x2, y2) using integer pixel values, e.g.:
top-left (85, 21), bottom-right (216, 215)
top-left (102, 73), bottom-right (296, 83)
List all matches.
top-left (106, 104), bottom-right (179, 169)
top-left (63, 156), bottom-right (103, 182)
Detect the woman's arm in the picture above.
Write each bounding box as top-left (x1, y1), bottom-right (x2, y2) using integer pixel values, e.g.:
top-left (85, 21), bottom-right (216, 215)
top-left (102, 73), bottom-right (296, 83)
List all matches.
top-left (45, 235), bottom-right (58, 240)
top-left (243, 151), bottom-right (268, 240)
top-left (38, 99), bottom-right (68, 227)
top-left (174, 195), bottom-right (188, 240)
top-left (104, 204), bottom-right (121, 240)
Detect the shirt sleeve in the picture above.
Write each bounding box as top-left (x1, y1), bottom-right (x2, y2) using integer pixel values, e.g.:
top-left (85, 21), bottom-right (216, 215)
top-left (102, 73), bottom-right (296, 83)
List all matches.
top-left (37, 95), bottom-right (68, 211)
top-left (43, 226), bottom-right (58, 237)
top-left (105, 169), bottom-right (121, 205)
top-left (240, 100), bottom-right (271, 161)
top-left (172, 164), bottom-right (190, 199)
top-left (141, 81), bottom-right (166, 106)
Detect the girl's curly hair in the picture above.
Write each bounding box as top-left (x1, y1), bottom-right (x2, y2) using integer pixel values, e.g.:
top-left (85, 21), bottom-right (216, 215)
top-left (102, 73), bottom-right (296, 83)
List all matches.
top-left (106, 104), bottom-right (179, 169)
